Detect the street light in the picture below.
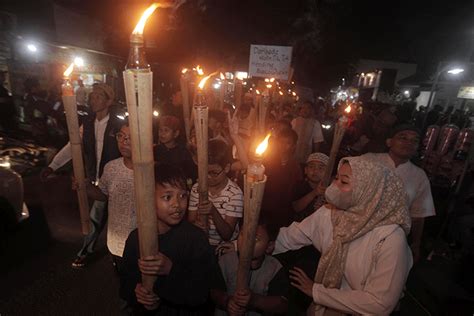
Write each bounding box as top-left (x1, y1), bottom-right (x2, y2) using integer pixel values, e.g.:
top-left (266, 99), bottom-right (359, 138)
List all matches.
top-left (426, 65), bottom-right (465, 109)
top-left (26, 43), bottom-right (37, 52)
top-left (74, 57), bottom-right (84, 67)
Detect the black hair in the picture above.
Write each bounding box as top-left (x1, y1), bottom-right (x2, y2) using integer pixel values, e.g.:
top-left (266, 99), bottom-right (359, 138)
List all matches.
top-left (154, 163), bottom-right (188, 191)
top-left (257, 217), bottom-right (279, 241)
top-left (209, 109), bottom-right (227, 124)
top-left (208, 139), bottom-right (232, 168)
top-left (277, 127), bottom-right (298, 145)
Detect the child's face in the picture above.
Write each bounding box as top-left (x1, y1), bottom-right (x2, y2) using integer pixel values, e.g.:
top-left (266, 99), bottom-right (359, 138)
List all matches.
top-left (237, 226), bottom-right (272, 270)
top-left (159, 126), bottom-right (179, 145)
top-left (305, 161), bottom-right (326, 183)
top-left (155, 183), bottom-right (188, 230)
top-left (116, 126), bottom-right (132, 159)
top-left (208, 163), bottom-right (229, 187)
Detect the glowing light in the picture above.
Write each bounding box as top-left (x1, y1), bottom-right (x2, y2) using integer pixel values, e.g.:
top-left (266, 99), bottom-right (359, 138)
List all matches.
top-left (447, 68), bottom-right (464, 75)
top-left (0, 157), bottom-right (11, 169)
top-left (181, 68), bottom-right (188, 74)
top-left (256, 89), bottom-right (261, 95)
top-left (403, 90), bottom-right (410, 97)
top-left (264, 78), bottom-right (269, 83)
top-left (198, 72), bottom-right (217, 90)
top-left (292, 91), bottom-right (297, 96)
top-left (266, 84), bottom-right (272, 89)
top-left (117, 115), bottom-right (125, 120)
top-left (195, 65), bottom-right (204, 76)
top-left (322, 124), bottom-right (332, 130)
top-left (74, 57), bottom-right (84, 67)
top-left (132, 3), bottom-right (159, 35)
top-left (255, 133), bottom-right (271, 156)
top-left (63, 63), bottom-right (75, 77)
top-left (269, 78), bottom-right (275, 82)
top-left (235, 71), bottom-right (248, 80)
top-left (344, 105), bottom-right (352, 114)
top-left (279, 91), bottom-right (283, 96)
top-left (27, 44), bottom-right (37, 52)
top-left (213, 83), bottom-right (221, 89)
top-left (220, 72), bottom-right (225, 80)
top-left (125, 112), bottom-right (129, 116)
top-left (153, 110), bottom-right (159, 117)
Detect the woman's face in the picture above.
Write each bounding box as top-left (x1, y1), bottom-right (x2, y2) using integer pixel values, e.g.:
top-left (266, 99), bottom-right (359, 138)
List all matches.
top-left (333, 162), bottom-right (353, 193)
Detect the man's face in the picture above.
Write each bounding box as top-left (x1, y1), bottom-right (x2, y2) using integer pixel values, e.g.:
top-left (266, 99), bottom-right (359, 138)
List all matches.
top-left (159, 126), bottom-right (178, 145)
top-left (300, 104), bottom-right (312, 118)
top-left (277, 136), bottom-right (295, 155)
top-left (305, 161), bottom-right (326, 183)
top-left (387, 130), bottom-right (420, 159)
top-left (208, 163), bottom-right (229, 187)
top-left (89, 90), bottom-right (111, 113)
top-left (155, 183), bottom-right (188, 229)
top-left (116, 126), bottom-right (132, 158)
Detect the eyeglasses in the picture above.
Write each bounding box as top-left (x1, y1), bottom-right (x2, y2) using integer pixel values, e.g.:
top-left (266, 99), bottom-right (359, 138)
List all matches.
top-left (208, 168), bottom-right (225, 177)
top-left (116, 132), bottom-right (131, 143)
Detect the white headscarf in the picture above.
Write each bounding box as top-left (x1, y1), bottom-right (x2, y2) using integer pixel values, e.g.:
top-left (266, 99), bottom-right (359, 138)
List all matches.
top-left (312, 156), bottom-right (411, 315)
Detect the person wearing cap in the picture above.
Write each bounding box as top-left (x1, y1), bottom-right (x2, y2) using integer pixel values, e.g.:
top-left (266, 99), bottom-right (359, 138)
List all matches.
top-left (40, 83), bottom-right (123, 267)
top-left (363, 124), bottom-right (435, 263)
top-left (292, 152), bottom-right (329, 222)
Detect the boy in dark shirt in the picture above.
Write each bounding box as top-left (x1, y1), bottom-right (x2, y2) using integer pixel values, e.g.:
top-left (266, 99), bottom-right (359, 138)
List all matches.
top-left (120, 164), bottom-right (215, 315)
top-left (154, 115), bottom-right (194, 181)
top-left (292, 152), bottom-right (329, 222)
top-left (211, 221), bottom-right (289, 315)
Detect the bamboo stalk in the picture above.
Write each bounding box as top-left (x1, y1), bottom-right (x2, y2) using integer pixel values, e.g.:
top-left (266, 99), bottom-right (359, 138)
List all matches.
top-left (236, 175), bottom-right (267, 290)
top-left (180, 75), bottom-right (191, 142)
top-left (123, 70), bottom-right (158, 291)
top-left (321, 116), bottom-right (348, 187)
top-left (61, 82), bottom-right (90, 235)
top-left (193, 100), bottom-right (209, 229)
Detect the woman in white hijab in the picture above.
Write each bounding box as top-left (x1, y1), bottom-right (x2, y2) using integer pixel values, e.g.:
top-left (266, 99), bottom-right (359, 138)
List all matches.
top-left (274, 156), bottom-right (412, 315)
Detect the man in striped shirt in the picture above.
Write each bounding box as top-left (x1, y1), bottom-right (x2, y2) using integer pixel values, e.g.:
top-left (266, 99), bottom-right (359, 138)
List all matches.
top-left (188, 140), bottom-right (243, 247)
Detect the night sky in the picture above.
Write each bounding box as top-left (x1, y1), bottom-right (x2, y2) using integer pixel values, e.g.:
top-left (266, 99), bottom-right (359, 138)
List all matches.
top-left (4, 0), bottom-right (474, 92)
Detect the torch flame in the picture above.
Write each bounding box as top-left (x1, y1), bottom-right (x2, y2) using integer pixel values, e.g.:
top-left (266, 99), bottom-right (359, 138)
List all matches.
top-left (220, 72), bottom-right (225, 80)
top-left (63, 63), bottom-right (75, 77)
top-left (344, 105), bottom-right (352, 114)
top-left (132, 3), bottom-right (159, 35)
top-left (195, 65), bottom-right (204, 76)
top-left (255, 133), bottom-right (271, 156)
top-left (181, 68), bottom-right (188, 74)
top-left (198, 72), bottom-right (217, 90)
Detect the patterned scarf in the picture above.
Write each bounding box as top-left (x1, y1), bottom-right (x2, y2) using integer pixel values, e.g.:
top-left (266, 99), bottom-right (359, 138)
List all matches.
top-left (311, 156), bottom-right (411, 315)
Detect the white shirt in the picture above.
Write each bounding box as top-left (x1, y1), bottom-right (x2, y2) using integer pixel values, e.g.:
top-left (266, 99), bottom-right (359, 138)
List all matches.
top-left (49, 114), bottom-right (110, 181)
top-left (291, 117), bottom-right (324, 163)
top-left (188, 178), bottom-right (243, 246)
top-left (363, 153), bottom-right (436, 219)
top-left (274, 206), bottom-right (413, 315)
top-left (98, 158), bottom-right (136, 257)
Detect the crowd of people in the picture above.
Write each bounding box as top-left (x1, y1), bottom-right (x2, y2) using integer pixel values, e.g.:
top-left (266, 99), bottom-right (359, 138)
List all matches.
top-left (5, 77), bottom-right (468, 315)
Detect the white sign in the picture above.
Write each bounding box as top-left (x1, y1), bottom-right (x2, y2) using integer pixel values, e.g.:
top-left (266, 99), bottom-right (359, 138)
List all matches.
top-left (249, 45), bottom-right (292, 80)
top-left (457, 86), bottom-right (474, 99)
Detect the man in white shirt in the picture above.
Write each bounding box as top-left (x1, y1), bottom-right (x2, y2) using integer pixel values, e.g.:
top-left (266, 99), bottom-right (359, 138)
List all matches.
top-left (40, 83), bottom-right (123, 267)
top-left (291, 101), bottom-right (324, 164)
top-left (363, 124), bottom-right (436, 262)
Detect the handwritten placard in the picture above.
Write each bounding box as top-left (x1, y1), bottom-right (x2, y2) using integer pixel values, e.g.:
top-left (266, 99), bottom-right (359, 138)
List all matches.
top-left (249, 45), bottom-right (292, 80)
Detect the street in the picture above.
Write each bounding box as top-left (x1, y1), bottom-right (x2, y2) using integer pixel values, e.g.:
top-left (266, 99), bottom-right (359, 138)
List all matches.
top-left (0, 173), bottom-right (121, 315)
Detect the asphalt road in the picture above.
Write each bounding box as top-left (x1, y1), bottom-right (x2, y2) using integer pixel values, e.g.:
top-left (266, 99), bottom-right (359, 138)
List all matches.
top-left (0, 174), bottom-right (121, 316)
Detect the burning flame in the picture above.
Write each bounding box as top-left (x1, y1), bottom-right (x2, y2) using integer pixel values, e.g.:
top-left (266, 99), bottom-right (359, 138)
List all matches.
top-left (255, 133), bottom-right (271, 156)
top-left (220, 72), bottom-right (225, 80)
top-left (63, 63), bottom-right (75, 77)
top-left (195, 65), bottom-right (204, 76)
top-left (344, 105), bottom-right (352, 114)
top-left (181, 68), bottom-right (188, 74)
top-left (132, 3), bottom-right (159, 35)
top-left (198, 72), bottom-right (217, 90)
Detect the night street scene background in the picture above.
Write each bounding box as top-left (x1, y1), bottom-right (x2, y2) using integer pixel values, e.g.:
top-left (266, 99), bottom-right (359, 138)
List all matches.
top-left (1, 0), bottom-right (474, 315)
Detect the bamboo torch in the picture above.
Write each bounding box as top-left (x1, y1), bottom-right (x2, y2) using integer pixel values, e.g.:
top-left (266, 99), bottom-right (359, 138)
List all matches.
top-left (321, 104), bottom-right (352, 186)
top-left (219, 72), bottom-right (226, 110)
top-left (194, 73), bottom-right (214, 230)
top-left (180, 68), bottom-right (191, 141)
top-left (123, 3), bottom-right (161, 292)
top-left (62, 63), bottom-right (90, 235)
top-left (235, 134), bottom-right (270, 290)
